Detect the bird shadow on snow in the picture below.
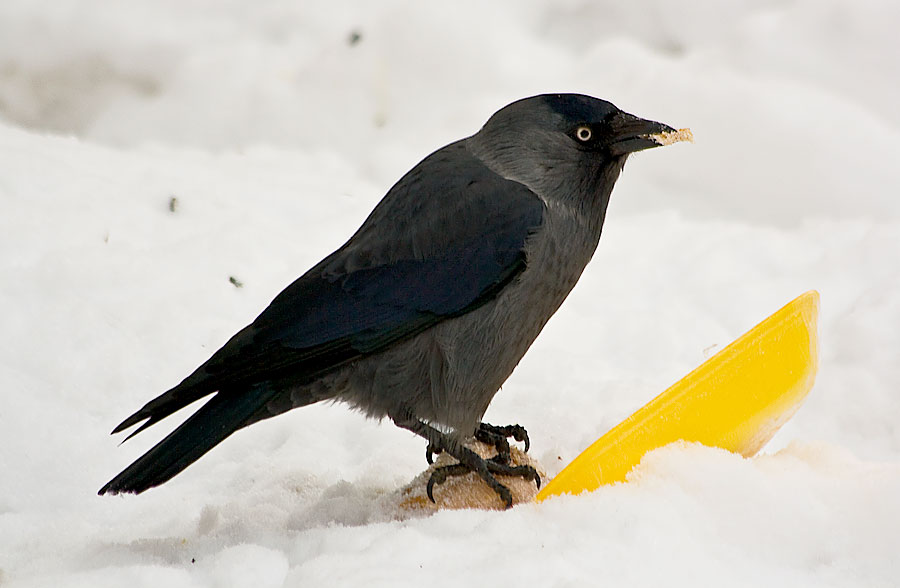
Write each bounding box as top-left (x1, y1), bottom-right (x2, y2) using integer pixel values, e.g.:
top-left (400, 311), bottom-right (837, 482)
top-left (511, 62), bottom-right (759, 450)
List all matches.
top-left (284, 477), bottom-right (426, 531)
top-left (88, 476), bottom-right (428, 569)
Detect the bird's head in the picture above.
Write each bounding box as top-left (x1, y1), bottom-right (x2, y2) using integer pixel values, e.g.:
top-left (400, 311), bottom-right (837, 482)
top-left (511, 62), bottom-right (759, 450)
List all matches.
top-left (467, 93), bottom-right (687, 204)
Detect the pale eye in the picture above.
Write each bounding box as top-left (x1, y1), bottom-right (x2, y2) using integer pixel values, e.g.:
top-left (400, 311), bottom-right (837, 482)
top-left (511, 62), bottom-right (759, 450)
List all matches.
top-left (575, 126), bottom-right (592, 142)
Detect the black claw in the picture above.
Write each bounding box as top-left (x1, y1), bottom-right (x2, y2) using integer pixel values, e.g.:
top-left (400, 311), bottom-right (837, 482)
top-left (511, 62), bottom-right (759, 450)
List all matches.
top-left (426, 463), bottom-right (472, 503)
top-left (497, 486), bottom-right (513, 510)
top-left (485, 460), bottom-right (541, 490)
top-left (509, 424), bottom-right (530, 452)
top-left (425, 442), bottom-right (443, 465)
top-left (478, 423), bottom-right (530, 454)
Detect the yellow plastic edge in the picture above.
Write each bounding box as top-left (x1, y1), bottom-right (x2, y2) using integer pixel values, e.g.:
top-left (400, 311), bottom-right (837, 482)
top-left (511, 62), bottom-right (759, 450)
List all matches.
top-left (536, 290), bottom-right (819, 502)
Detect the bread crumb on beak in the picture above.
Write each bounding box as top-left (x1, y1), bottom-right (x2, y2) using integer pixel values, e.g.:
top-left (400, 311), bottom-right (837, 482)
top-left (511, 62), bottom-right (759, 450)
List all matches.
top-left (651, 128), bottom-right (694, 146)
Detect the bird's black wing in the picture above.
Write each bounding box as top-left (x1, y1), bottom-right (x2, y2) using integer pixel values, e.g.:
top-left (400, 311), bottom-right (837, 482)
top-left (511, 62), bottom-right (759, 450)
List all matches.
top-left (110, 141), bottom-right (545, 439)
top-left (99, 142), bottom-right (543, 495)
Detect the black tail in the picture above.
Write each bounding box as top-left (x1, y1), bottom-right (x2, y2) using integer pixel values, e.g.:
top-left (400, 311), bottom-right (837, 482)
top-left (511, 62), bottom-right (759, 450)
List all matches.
top-left (98, 385), bottom-right (278, 495)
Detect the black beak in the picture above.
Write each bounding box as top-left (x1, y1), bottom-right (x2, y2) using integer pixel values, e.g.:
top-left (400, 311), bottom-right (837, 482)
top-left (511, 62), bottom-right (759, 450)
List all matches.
top-left (607, 111), bottom-right (677, 156)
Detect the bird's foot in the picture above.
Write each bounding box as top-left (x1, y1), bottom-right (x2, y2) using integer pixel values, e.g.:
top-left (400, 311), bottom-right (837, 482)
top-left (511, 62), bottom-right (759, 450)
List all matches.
top-left (425, 422), bottom-right (529, 465)
top-left (475, 422), bottom-right (530, 463)
top-left (392, 409), bottom-right (539, 509)
top-left (425, 447), bottom-right (541, 509)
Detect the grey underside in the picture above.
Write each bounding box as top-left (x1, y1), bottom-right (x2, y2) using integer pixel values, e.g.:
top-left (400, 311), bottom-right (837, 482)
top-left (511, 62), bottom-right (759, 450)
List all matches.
top-left (261, 141), bottom-right (625, 438)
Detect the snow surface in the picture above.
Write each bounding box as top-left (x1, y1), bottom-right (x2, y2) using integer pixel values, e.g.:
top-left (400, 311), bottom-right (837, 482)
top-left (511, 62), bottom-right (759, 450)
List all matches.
top-left (2, 1), bottom-right (900, 586)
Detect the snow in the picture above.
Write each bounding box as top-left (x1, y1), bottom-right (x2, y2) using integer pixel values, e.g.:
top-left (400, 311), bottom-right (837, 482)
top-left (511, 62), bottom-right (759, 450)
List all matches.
top-left (2, 1), bottom-right (899, 586)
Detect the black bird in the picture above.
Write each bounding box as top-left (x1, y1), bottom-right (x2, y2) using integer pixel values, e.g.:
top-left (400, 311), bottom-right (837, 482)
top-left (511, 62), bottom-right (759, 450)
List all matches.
top-left (100, 93), bottom-right (683, 507)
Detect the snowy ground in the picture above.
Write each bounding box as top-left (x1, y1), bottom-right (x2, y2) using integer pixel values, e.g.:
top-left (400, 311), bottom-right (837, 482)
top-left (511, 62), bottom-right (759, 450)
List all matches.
top-left (2, 1), bottom-right (900, 586)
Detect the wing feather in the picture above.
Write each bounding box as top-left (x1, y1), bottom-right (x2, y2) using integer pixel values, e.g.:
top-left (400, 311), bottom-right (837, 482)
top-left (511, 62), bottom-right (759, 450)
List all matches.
top-left (112, 140), bottom-right (544, 436)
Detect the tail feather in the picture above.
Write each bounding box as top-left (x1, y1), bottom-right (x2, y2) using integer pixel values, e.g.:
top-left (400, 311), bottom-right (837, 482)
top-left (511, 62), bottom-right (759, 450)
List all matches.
top-left (111, 374), bottom-right (218, 437)
top-left (99, 385), bottom-right (277, 495)
top-left (110, 325), bottom-right (260, 437)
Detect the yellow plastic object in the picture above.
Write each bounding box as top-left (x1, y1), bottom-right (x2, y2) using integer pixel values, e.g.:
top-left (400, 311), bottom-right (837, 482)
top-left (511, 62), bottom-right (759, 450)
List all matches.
top-left (536, 291), bottom-right (819, 502)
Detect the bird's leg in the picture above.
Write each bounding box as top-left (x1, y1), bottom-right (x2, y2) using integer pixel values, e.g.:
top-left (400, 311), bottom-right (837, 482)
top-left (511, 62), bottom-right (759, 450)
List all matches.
top-left (391, 408), bottom-right (540, 509)
top-left (475, 422), bottom-right (530, 464)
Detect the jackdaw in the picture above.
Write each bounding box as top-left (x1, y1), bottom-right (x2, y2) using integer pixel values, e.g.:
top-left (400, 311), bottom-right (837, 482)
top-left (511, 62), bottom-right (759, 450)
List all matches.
top-left (100, 93), bottom-right (682, 507)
